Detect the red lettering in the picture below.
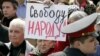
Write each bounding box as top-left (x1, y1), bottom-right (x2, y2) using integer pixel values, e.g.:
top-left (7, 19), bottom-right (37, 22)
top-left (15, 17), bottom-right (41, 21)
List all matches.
top-left (27, 20), bottom-right (66, 40)
top-left (40, 21), bottom-right (46, 35)
top-left (34, 21), bottom-right (41, 36)
top-left (55, 24), bottom-right (62, 38)
top-left (28, 21), bottom-right (34, 34)
top-left (46, 22), bottom-right (54, 37)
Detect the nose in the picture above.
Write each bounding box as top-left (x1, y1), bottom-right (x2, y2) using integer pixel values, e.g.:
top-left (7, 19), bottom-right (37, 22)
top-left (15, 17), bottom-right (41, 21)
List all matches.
top-left (41, 41), bottom-right (46, 46)
top-left (9, 31), bottom-right (16, 37)
top-left (3, 7), bottom-right (7, 13)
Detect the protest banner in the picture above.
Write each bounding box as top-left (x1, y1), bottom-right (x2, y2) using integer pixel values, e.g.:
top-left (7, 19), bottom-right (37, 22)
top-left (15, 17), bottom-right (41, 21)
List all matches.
top-left (25, 3), bottom-right (68, 41)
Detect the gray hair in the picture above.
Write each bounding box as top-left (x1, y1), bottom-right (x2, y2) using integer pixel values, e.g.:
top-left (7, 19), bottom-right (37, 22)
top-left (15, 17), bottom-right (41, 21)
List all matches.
top-left (69, 11), bottom-right (87, 21)
top-left (9, 18), bottom-right (25, 30)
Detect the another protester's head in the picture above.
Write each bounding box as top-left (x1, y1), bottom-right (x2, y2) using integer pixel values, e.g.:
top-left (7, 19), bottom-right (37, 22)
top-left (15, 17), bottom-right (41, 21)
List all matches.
top-left (61, 13), bottom-right (98, 54)
top-left (9, 18), bottom-right (25, 47)
top-left (68, 11), bottom-right (87, 23)
top-left (84, 4), bottom-right (96, 15)
top-left (36, 40), bottom-right (55, 53)
top-left (2, 0), bottom-right (18, 18)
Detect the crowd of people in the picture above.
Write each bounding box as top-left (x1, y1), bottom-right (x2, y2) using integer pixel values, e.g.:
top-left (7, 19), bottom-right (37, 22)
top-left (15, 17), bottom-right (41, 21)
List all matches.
top-left (0, 0), bottom-right (100, 56)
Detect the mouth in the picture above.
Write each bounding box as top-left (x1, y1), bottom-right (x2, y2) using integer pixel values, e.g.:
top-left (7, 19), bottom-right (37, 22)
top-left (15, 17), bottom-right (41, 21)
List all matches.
top-left (4, 13), bottom-right (8, 16)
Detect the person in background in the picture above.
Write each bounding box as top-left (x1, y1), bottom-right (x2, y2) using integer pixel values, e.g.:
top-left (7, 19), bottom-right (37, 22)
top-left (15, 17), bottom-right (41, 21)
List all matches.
top-left (48, 13), bottom-right (98, 56)
top-left (5, 18), bottom-right (37, 56)
top-left (84, 4), bottom-right (96, 15)
top-left (16, 0), bottom-right (26, 19)
top-left (16, 0), bottom-right (53, 20)
top-left (29, 40), bottom-right (56, 56)
top-left (70, 0), bottom-right (87, 10)
top-left (1, 0), bottom-right (18, 27)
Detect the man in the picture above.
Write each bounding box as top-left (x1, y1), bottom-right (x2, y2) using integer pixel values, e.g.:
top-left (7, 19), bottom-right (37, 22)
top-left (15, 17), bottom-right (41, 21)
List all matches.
top-left (1, 0), bottom-right (18, 27)
top-left (29, 40), bottom-right (56, 56)
top-left (54, 11), bottom-right (87, 51)
top-left (48, 13), bottom-right (98, 56)
top-left (5, 18), bottom-right (37, 56)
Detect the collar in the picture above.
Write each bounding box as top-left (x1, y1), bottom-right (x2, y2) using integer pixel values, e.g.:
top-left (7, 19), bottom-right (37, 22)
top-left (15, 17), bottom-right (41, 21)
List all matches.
top-left (36, 48), bottom-right (55, 56)
top-left (10, 40), bottom-right (26, 53)
top-left (64, 48), bottom-right (86, 56)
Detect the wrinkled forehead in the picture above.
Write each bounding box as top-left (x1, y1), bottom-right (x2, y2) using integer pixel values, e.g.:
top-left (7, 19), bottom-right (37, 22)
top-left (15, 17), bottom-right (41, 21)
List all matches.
top-left (2, 2), bottom-right (13, 7)
top-left (9, 24), bottom-right (24, 31)
top-left (37, 39), bottom-right (55, 43)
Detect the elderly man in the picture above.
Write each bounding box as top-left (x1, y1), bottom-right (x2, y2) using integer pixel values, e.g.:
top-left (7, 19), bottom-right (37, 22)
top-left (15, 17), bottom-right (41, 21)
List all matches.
top-left (5, 18), bottom-right (37, 56)
top-left (29, 40), bottom-right (56, 56)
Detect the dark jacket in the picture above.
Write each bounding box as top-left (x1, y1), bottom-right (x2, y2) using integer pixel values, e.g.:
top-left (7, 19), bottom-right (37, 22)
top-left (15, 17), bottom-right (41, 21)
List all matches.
top-left (0, 23), bottom-right (9, 43)
top-left (9, 41), bottom-right (26, 56)
top-left (0, 41), bottom-right (9, 56)
top-left (63, 48), bottom-right (86, 56)
top-left (1, 15), bottom-right (17, 27)
top-left (48, 48), bottom-right (87, 56)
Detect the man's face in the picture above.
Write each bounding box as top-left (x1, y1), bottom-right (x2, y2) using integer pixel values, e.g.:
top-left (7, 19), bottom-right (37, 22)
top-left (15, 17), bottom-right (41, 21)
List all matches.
top-left (37, 40), bottom-right (55, 53)
top-left (79, 36), bottom-right (98, 54)
top-left (9, 25), bottom-right (24, 46)
top-left (2, 2), bottom-right (16, 18)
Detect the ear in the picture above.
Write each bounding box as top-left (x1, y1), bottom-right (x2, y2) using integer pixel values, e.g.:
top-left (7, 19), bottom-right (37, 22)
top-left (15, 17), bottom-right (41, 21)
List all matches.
top-left (74, 41), bottom-right (82, 48)
top-left (52, 41), bottom-right (56, 48)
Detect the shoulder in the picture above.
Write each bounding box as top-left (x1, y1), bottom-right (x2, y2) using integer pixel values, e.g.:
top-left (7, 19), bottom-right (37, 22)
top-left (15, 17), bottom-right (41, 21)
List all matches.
top-left (4, 42), bottom-right (11, 49)
top-left (25, 41), bottom-right (38, 53)
top-left (1, 24), bottom-right (8, 30)
top-left (26, 40), bottom-right (35, 49)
